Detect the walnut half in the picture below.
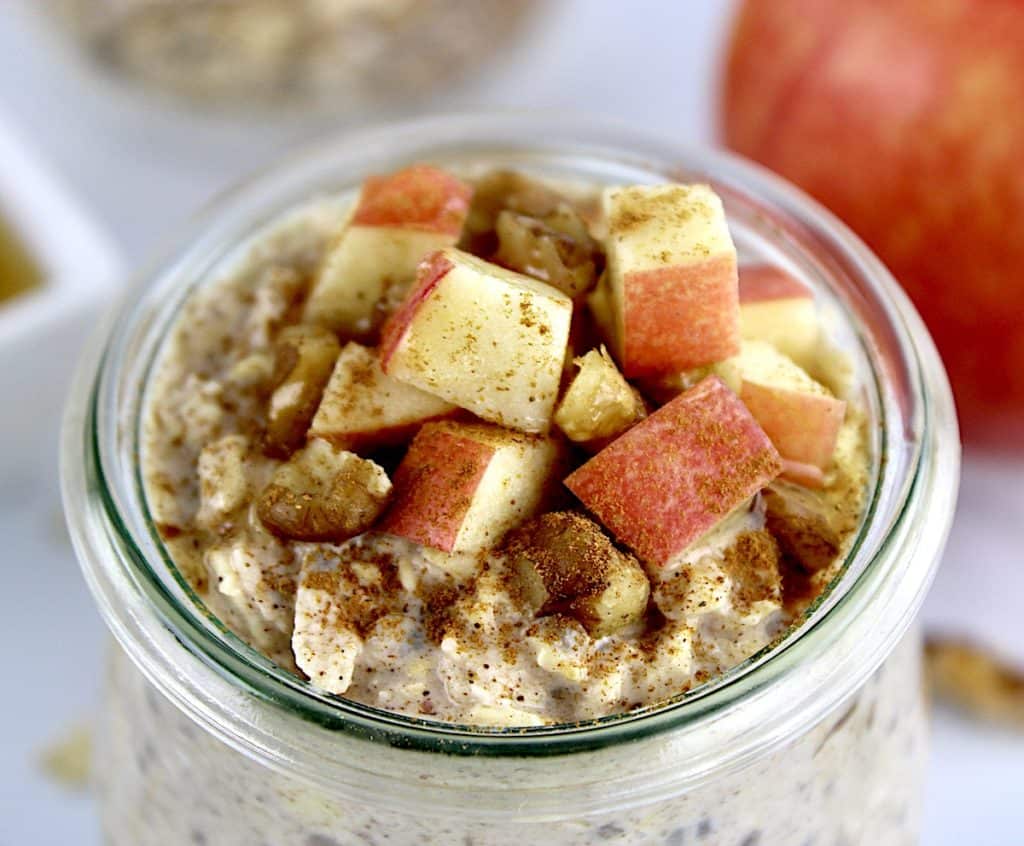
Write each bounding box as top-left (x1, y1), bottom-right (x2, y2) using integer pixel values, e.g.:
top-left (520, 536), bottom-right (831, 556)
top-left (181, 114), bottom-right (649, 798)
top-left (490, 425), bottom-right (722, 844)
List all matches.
top-left (257, 439), bottom-right (392, 542)
top-left (507, 511), bottom-right (650, 637)
top-left (493, 208), bottom-right (598, 299)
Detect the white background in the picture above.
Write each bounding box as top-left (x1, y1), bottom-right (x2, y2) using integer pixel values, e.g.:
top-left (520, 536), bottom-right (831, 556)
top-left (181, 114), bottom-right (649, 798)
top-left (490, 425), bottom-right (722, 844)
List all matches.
top-left (0, 1), bottom-right (1021, 844)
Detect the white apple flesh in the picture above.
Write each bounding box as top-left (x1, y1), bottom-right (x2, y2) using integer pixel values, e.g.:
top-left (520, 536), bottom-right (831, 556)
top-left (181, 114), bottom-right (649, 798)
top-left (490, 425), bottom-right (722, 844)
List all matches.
top-left (380, 248), bottom-right (573, 434)
top-left (735, 340), bottom-right (846, 475)
top-left (378, 420), bottom-right (561, 554)
top-left (304, 164), bottom-right (472, 336)
top-left (739, 264), bottom-right (820, 370)
top-left (309, 341), bottom-right (456, 449)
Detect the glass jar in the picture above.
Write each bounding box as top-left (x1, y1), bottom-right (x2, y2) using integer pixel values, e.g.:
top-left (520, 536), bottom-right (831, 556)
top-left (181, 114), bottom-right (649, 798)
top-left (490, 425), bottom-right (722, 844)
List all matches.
top-left (62, 114), bottom-right (960, 846)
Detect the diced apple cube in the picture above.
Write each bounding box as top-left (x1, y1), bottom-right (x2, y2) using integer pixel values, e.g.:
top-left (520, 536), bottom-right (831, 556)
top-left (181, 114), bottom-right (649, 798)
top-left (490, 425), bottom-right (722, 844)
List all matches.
top-left (257, 439), bottom-right (392, 542)
top-left (739, 264), bottom-right (820, 370)
top-left (309, 342), bottom-right (456, 449)
top-left (735, 340), bottom-right (847, 472)
top-left (507, 511), bottom-right (650, 637)
top-left (304, 165), bottom-right (472, 336)
top-left (602, 184), bottom-right (741, 377)
top-left (264, 325), bottom-right (341, 457)
top-left (380, 248), bottom-right (573, 433)
top-left (378, 421), bottom-right (561, 554)
top-left (553, 346), bottom-right (645, 447)
top-left (565, 376), bottom-right (782, 567)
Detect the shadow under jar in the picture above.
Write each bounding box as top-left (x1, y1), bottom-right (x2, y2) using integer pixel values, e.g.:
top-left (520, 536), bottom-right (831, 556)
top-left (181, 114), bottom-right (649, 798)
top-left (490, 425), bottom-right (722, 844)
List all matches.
top-left (62, 114), bottom-right (960, 846)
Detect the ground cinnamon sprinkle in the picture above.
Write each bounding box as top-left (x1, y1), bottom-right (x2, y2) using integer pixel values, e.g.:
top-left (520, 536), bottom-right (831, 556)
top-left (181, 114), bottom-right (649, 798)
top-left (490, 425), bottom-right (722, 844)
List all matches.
top-left (156, 522), bottom-right (184, 540)
top-left (721, 530), bottom-right (782, 612)
top-left (422, 583), bottom-right (462, 644)
top-left (304, 549), bottom-right (403, 638)
top-left (504, 511), bottom-right (615, 605)
top-left (143, 169), bottom-right (874, 726)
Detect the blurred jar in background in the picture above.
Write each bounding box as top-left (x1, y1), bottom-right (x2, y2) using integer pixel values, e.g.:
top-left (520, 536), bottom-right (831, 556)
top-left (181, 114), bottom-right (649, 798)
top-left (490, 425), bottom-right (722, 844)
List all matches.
top-left (47, 0), bottom-right (539, 110)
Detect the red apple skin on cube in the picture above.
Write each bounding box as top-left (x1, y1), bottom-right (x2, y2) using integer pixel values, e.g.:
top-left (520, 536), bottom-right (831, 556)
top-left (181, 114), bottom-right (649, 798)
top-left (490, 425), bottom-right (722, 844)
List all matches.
top-left (379, 421), bottom-right (560, 554)
top-left (379, 425), bottom-right (493, 553)
top-left (379, 251), bottom-right (453, 366)
top-left (353, 165), bottom-right (473, 236)
top-left (740, 381), bottom-right (846, 472)
top-left (304, 166), bottom-right (471, 336)
top-left (622, 256), bottom-right (740, 377)
top-left (564, 376), bottom-right (783, 567)
top-left (603, 184), bottom-right (741, 378)
top-left (738, 264), bottom-right (819, 369)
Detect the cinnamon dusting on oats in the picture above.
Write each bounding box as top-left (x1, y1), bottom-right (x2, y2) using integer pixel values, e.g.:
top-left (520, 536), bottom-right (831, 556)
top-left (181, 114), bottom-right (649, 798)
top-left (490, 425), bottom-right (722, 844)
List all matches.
top-left (141, 169), bottom-right (872, 726)
top-left (722, 530), bottom-right (782, 612)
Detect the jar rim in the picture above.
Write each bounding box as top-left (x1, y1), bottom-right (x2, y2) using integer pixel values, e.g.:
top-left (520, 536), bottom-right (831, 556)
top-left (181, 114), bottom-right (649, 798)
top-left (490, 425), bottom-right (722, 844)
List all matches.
top-left (62, 112), bottom-right (960, 767)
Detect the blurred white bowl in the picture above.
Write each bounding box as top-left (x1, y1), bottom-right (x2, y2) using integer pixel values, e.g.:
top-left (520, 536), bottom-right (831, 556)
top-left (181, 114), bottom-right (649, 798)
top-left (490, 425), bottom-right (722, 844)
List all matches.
top-left (0, 113), bottom-right (122, 487)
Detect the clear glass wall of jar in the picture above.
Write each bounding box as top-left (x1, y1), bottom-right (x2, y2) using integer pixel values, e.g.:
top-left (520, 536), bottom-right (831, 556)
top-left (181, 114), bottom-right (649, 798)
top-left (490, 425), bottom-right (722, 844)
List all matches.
top-left (62, 114), bottom-right (960, 846)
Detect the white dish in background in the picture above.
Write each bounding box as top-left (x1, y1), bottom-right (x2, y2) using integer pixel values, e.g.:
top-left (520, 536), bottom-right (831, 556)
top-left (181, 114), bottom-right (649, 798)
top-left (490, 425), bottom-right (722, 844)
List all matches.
top-left (0, 113), bottom-right (122, 488)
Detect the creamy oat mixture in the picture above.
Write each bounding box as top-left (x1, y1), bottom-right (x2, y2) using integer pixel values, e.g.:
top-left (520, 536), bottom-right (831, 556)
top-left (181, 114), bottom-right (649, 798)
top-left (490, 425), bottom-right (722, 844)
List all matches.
top-left (51, 0), bottom-right (537, 107)
top-left (143, 167), bottom-right (869, 727)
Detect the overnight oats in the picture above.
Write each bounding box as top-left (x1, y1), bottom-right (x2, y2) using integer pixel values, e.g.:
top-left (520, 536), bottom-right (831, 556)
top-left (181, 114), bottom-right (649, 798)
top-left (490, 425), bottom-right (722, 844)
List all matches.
top-left (62, 116), bottom-right (959, 845)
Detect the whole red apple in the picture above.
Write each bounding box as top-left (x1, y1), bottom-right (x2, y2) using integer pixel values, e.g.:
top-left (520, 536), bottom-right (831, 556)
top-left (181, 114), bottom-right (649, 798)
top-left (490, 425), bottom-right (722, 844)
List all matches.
top-left (720, 0), bottom-right (1024, 449)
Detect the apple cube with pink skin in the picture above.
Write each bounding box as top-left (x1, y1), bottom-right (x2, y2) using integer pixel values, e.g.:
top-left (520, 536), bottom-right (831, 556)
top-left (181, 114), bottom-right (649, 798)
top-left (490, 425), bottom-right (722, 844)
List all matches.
top-left (602, 184), bottom-right (741, 377)
top-left (739, 264), bottom-right (820, 370)
top-left (735, 341), bottom-right (847, 481)
top-left (304, 165), bottom-right (472, 336)
top-left (309, 341), bottom-right (457, 449)
top-left (380, 248), bottom-right (573, 433)
top-left (378, 421), bottom-right (561, 554)
top-left (565, 376), bottom-right (783, 567)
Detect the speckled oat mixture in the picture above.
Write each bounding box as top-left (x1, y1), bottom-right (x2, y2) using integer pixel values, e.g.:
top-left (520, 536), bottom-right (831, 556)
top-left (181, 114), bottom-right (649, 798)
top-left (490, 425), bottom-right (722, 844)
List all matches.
top-left (142, 169), bottom-right (870, 727)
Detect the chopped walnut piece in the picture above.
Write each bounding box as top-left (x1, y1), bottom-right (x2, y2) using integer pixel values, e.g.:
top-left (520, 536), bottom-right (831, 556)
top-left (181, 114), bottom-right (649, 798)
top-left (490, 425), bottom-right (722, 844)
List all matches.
top-left (39, 723), bottom-right (93, 791)
top-left (506, 511), bottom-right (650, 637)
top-left (463, 170), bottom-right (566, 243)
top-left (264, 324), bottom-right (341, 457)
top-left (553, 346), bottom-right (646, 448)
top-left (926, 638), bottom-right (1024, 730)
top-left (763, 482), bottom-right (841, 573)
top-left (257, 439), bottom-right (392, 542)
top-left (493, 209), bottom-right (598, 298)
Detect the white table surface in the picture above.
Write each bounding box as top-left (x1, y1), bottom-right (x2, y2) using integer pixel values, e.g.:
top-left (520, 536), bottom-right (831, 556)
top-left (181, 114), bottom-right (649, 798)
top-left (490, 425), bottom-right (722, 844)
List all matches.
top-left (0, 2), bottom-right (1021, 844)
